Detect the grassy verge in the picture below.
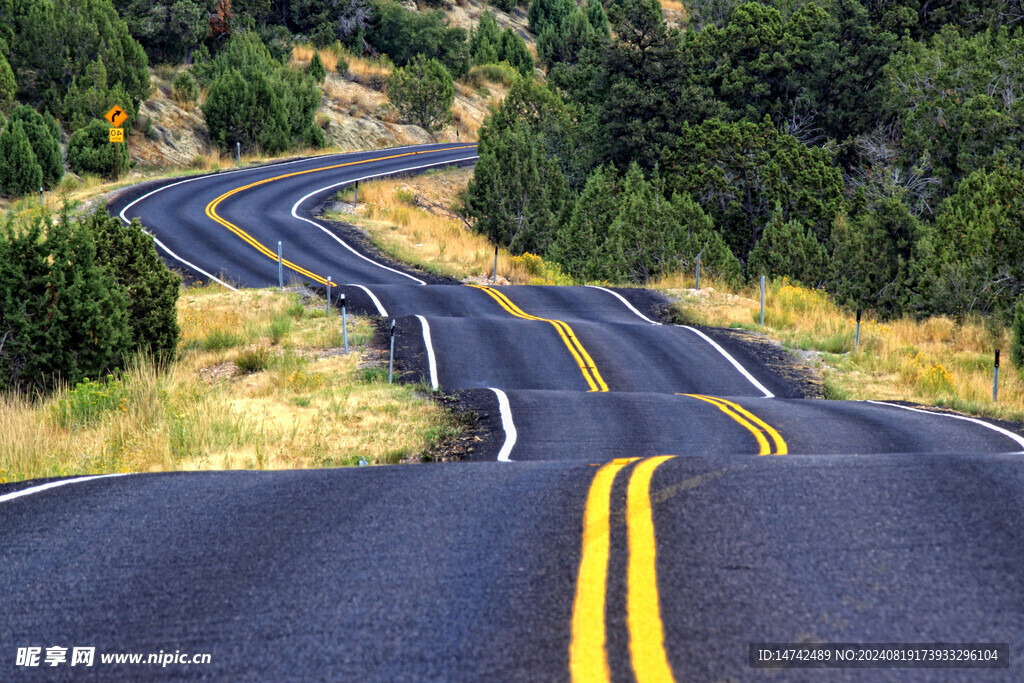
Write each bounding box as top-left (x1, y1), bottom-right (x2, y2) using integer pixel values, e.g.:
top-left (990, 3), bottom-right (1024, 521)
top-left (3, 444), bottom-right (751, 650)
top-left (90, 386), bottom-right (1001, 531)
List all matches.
top-left (325, 168), bottom-right (571, 284)
top-left (658, 273), bottom-right (1024, 422)
top-left (0, 285), bottom-right (465, 484)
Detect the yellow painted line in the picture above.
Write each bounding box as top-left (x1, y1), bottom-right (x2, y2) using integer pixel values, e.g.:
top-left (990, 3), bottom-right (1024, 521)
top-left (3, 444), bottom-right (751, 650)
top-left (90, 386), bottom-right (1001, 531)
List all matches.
top-left (570, 457), bottom-right (639, 683)
top-left (467, 284), bottom-right (609, 392)
top-left (204, 146), bottom-right (478, 286)
top-left (710, 396), bottom-right (787, 456)
top-left (683, 394), bottom-right (772, 455)
top-left (626, 455), bottom-right (677, 683)
top-left (684, 395), bottom-right (786, 454)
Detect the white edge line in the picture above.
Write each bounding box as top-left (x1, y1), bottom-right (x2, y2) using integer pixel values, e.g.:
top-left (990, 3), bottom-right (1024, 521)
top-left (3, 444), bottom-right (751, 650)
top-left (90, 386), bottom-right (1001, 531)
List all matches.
top-left (866, 400), bottom-right (1024, 453)
top-left (680, 325), bottom-right (775, 398)
top-left (349, 284), bottom-right (388, 317)
top-left (585, 285), bottom-right (662, 325)
top-left (290, 156), bottom-right (479, 286)
top-left (491, 388), bottom-right (517, 462)
top-left (416, 314), bottom-right (439, 391)
top-left (116, 147), bottom-right (475, 290)
top-left (0, 473), bottom-right (130, 504)
top-left (117, 153), bottom-right (351, 291)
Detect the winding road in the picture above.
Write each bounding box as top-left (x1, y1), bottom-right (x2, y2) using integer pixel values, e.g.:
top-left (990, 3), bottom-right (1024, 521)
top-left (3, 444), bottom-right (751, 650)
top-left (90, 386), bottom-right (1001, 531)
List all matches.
top-left (4, 143), bottom-right (1024, 679)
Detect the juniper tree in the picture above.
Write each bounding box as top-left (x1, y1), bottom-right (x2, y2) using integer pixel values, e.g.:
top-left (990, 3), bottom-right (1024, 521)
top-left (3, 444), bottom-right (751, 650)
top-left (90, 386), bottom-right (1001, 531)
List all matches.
top-left (0, 119), bottom-right (42, 197)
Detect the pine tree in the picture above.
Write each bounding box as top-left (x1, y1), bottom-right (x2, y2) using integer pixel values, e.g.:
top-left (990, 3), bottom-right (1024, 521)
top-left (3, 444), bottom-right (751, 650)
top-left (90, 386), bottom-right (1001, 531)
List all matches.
top-left (0, 119), bottom-right (42, 197)
top-left (87, 213), bottom-right (181, 362)
top-left (9, 105), bottom-right (62, 189)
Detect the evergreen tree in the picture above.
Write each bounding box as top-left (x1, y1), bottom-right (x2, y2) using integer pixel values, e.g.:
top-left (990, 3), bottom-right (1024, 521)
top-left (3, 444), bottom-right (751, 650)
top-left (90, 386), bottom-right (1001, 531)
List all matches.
top-left (914, 162), bottom-right (1024, 318)
top-left (664, 117), bottom-right (844, 258)
top-left (203, 68), bottom-right (291, 154)
top-left (586, 0), bottom-right (610, 38)
top-left (746, 212), bottom-right (828, 287)
top-left (0, 49), bottom-right (14, 113)
top-left (528, 0), bottom-right (574, 35)
top-left (538, 9), bottom-right (594, 68)
top-left (88, 212), bottom-right (181, 361)
top-left (4, 0), bottom-right (150, 120)
top-left (9, 105), bottom-right (62, 189)
top-left (468, 119), bottom-right (569, 255)
top-left (307, 51), bottom-right (326, 83)
top-left (549, 164), bottom-right (617, 280)
top-left (67, 120), bottom-right (132, 179)
top-left (387, 55), bottom-right (455, 136)
top-left (829, 196), bottom-right (918, 318)
top-left (468, 80), bottom-right (572, 255)
top-left (499, 28), bottom-right (534, 79)
top-left (470, 12), bottom-right (502, 65)
top-left (0, 119), bottom-right (42, 197)
top-left (0, 212), bottom-right (131, 394)
top-left (62, 58), bottom-right (135, 133)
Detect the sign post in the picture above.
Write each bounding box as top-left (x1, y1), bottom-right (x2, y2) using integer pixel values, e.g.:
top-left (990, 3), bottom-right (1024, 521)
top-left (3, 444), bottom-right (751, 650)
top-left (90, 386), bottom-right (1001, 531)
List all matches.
top-left (104, 106), bottom-right (129, 181)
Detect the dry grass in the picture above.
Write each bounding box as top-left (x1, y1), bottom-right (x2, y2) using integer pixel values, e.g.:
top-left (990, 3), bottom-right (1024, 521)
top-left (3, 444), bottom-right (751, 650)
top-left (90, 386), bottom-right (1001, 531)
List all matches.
top-left (659, 274), bottom-right (1024, 421)
top-left (327, 169), bottom-right (569, 285)
top-left (660, 0), bottom-right (686, 13)
top-left (291, 43), bottom-right (341, 72)
top-left (0, 286), bottom-right (463, 484)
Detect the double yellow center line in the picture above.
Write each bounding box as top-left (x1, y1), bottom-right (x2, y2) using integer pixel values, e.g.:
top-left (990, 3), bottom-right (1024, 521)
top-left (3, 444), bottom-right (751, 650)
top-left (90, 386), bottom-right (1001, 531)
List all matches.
top-left (203, 146), bottom-right (478, 287)
top-left (571, 456), bottom-right (676, 683)
top-left (682, 394), bottom-right (787, 455)
top-left (468, 284), bottom-right (608, 392)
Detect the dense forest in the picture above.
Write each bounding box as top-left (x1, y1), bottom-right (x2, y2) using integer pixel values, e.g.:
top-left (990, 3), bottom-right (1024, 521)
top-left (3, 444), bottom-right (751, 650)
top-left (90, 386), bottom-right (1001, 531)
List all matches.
top-left (466, 0), bottom-right (1024, 326)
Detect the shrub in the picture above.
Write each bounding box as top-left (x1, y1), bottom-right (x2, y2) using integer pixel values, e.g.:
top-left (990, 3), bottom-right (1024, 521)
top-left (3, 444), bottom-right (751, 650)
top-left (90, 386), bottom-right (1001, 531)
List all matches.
top-left (67, 120), bottom-right (131, 179)
top-left (0, 213), bottom-right (131, 394)
top-left (172, 70), bottom-right (199, 106)
top-left (86, 212), bottom-right (182, 363)
top-left (50, 375), bottom-right (129, 429)
top-left (201, 329), bottom-right (244, 351)
top-left (235, 347), bottom-right (271, 373)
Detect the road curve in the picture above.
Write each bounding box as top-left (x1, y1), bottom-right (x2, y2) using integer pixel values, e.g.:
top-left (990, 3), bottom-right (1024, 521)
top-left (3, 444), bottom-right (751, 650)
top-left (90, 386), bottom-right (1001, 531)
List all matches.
top-left (4, 143), bottom-right (1024, 680)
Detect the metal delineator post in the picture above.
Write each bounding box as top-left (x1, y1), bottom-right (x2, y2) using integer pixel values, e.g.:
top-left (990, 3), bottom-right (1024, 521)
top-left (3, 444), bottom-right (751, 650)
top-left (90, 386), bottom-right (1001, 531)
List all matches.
top-left (341, 293), bottom-right (348, 354)
top-left (388, 319), bottom-right (396, 384)
top-left (759, 275), bottom-right (766, 326)
top-left (994, 349), bottom-right (1001, 402)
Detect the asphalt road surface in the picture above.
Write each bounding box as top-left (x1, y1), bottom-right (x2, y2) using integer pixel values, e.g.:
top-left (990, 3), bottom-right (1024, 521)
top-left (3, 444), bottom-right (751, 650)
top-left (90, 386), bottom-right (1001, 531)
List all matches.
top-left (4, 144), bottom-right (1024, 680)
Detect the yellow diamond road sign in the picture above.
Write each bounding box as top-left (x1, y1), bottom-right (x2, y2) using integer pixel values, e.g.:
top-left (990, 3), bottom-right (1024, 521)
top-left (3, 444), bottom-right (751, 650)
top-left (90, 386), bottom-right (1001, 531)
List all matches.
top-left (104, 105), bottom-right (128, 128)
top-left (109, 127), bottom-right (124, 143)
